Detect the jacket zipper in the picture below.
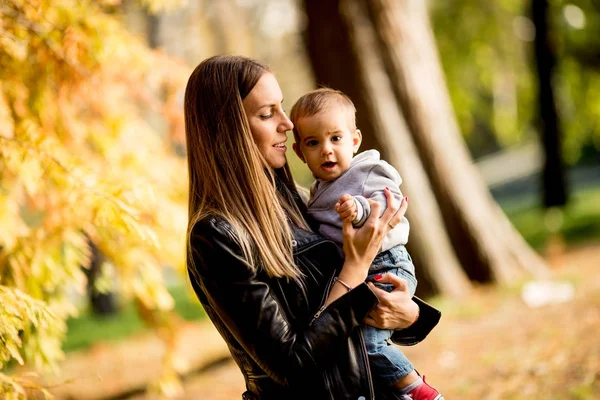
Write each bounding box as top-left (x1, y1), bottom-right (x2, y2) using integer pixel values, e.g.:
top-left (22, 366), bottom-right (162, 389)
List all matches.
top-left (295, 239), bottom-right (335, 399)
top-left (309, 271), bottom-right (374, 399)
top-left (294, 238), bottom-right (337, 325)
top-left (296, 239), bottom-right (369, 398)
top-left (309, 272), bottom-right (336, 325)
top-left (358, 329), bottom-right (375, 399)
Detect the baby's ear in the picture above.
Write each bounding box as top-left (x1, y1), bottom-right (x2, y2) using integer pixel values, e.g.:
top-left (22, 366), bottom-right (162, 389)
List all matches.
top-left (353, 129), bottom-right (362, 153)
top-left (293, 143), bottom-right (305, 163)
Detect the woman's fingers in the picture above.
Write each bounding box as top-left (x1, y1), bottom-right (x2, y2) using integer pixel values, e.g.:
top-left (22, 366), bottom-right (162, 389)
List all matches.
top-left (364, 315), bottom-right (377, 327)
top-left (382, 187), bottom-right (399, 215)
top-left (382, 188), bottom-right (408, 231)
top-left (340, 209), bottom-right (355, 221)
top-left (364, 306), bottom-right (385, 327)
top-left (375, 272), bottom-right (409, 293)
top-left (364, 275), bottom-right (418, 329)
top-left (365, 200), bottom-right (383, 226)
top-left (341, 211), bottom-right (355, 238)
top-left (363, 188), bottom-right (407, 235)
top-left (366, 280), bottom-right (389, 298)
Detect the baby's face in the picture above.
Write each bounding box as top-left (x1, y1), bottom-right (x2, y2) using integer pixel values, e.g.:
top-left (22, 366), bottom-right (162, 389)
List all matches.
top-left (293, 108), bottom-right (361, 181)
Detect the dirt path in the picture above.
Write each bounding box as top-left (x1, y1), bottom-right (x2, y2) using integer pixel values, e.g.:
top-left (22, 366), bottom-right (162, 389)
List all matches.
top-left (169, 243), bottom-right (600, 400)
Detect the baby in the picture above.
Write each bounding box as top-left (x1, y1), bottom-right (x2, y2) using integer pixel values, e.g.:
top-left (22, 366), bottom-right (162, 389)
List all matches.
top-left (290, 88), bottom-right (443, 400)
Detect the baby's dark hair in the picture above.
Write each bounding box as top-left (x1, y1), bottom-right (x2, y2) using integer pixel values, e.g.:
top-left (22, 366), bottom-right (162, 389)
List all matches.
top-left (289, 88), bottom-right (357, 143)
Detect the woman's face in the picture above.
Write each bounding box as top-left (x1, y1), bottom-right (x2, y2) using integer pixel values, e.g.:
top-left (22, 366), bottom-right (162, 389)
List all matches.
top-left (243, 72), bottom-right (293, 169)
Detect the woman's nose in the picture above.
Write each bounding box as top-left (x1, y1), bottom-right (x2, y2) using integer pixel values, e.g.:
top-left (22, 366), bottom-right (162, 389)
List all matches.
top-left (279, 113), bottom-right (294, 132)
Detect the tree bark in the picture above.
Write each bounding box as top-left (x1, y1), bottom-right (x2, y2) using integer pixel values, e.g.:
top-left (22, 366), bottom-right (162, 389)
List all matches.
top-left (364, 0), bottom-right (547, 282)
top-left (300, 0), bottom-right (383, 155)
top-left (85, 238), bottom-right (117, 316)
top-left (146, 12), bottom-right (160, 49)
top-left (531, 0), bottom-right (569, 208)
top-left (303, 0), bottom-right (471, 297)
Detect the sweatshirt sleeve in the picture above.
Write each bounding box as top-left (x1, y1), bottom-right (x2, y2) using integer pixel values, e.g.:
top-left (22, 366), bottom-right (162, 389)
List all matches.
top-left (360, 160), bottom-right (404, 218)
top-left (189, 218), bottom-right (379, 386)
top-left (352, 195), bottom-right (370, 227)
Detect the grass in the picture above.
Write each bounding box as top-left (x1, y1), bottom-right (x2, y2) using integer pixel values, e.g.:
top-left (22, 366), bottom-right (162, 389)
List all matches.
top-left (63, 284), bottom-right (205, 353)
top-left (501, 186), bottom-right (600, 249)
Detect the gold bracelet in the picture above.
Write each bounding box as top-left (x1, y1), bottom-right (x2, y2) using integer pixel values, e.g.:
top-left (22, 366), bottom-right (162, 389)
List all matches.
top-left (334, 277), bottom-right (353, 292)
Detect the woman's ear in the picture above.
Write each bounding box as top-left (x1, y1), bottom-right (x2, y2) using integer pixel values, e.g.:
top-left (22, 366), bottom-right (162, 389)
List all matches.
top-left (353, 129), bottom-right (362, 153)
top-left (293, 143), bottom-right (306, 163)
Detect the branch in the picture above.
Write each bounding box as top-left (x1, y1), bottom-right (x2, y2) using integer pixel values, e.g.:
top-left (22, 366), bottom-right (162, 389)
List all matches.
top-left (0, 135), bottom-right (140, 222)
top-left (0, 2), bottom-right (88, 76)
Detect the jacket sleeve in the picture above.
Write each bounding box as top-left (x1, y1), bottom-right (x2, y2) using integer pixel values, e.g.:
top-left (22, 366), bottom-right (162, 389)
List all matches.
top-left (390, 296), bottom-right (442, 346)
top-left (189, 218), bottom-right (379, 386)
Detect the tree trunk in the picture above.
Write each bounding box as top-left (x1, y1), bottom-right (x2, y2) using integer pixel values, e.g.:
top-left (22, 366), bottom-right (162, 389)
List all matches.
top-left (146, 12), bottom-right (160, 49)
top-left (85, 238), bottom-right (117, 316)
top-left (302, 0), bottom-right (471, 297)
top-left (531, 0), bottom-right (569, 208)
top-left (300, 0), bottom-right (383, 155)
top-left (364, 0), bottom-right (547, 282)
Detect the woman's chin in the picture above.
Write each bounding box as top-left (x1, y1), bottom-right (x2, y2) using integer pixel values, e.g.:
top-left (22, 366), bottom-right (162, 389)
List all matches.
top-left (267, 155), bottom-right (287, 169)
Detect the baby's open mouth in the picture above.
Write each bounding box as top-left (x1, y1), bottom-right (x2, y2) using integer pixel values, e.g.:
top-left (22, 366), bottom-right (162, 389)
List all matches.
top-left (321, 161), bottom-right (337, 168)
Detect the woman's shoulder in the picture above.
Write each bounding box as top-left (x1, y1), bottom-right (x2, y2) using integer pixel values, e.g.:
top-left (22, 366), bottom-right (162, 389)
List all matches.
top-left (188, 216), bottom-right (247, 272)
top-left (190, 215), bottom-right (238, 244)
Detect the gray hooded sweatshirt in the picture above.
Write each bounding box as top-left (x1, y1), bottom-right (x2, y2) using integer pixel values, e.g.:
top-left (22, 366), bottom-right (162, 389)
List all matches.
top-left (307, 149), bottom-right (409, 252)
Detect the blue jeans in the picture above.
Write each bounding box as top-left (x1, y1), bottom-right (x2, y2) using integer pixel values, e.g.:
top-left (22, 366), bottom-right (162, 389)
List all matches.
top-left (362, 245), bottom-right (417, 387)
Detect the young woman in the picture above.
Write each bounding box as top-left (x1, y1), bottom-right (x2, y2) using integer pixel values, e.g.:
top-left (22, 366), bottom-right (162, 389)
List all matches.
top-left (184, 55), bottom-right (440, 400)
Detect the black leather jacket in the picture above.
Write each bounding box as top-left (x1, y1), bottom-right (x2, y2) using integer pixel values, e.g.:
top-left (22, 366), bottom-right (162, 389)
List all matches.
top-left (188, 217), bottom-right (440, 400)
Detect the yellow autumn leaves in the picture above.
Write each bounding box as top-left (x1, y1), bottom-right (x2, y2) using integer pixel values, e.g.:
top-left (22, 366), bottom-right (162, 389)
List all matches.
top-left (1, 0), bottom-right (190, 396)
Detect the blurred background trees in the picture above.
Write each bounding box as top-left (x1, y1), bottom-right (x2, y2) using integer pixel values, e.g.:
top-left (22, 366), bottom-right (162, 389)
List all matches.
top-left (532, 0), bottom-right (569, 209)
top-left (303, 0), bottom-right (549, 297)
top-left (430, 0), bottom-right (600, 165)
top-left (1, 0), bottom-right (599, 398)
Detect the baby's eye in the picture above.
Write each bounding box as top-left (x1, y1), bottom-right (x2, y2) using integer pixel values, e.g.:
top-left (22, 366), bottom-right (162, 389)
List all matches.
top-left (306, 140), bottom-right (318, 147)
top-left (331, 136), bottom-right (342, 142)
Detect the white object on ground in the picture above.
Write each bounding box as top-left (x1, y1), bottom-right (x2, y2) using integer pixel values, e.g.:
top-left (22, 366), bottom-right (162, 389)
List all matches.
top-left (521, 280), bottom-right (575, 308)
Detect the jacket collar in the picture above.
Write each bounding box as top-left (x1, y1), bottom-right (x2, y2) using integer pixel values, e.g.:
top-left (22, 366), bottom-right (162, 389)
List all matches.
top-left (290, 223), bottom-right (331, 254)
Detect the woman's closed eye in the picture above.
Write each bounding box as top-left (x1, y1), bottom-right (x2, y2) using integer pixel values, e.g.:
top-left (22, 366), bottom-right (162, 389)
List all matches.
top-left (260, 106), bottom-right (286, 120)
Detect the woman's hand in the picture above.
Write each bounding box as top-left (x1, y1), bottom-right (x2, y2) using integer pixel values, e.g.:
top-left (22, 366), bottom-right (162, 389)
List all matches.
top-left (338, 188), bottom-right (408, 273)
top-left (364, 273), bottom-right (419, 330)
top-left (324, 189), bottom-right (407, 307)
top-left (325, 189), bottom-right (407, 306)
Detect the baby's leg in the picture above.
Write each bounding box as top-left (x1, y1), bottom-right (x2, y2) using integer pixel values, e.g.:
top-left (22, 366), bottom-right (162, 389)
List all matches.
top-left (361, 324), bottom-right (417, 388)
top-left (366, 247), bottom-right (419, 388)
top-left (366, 248), bottom-right (444, 398)
top-left (368, 245), bottom-right (417, 295)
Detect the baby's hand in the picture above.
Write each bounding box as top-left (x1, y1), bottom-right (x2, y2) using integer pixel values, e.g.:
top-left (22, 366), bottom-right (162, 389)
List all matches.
top-left (335, 194), bottom-right (357, 223)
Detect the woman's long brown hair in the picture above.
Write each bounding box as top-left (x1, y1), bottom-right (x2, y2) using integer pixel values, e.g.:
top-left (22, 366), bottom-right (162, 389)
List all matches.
top-left (184, 55), bottom-right (306, 281)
